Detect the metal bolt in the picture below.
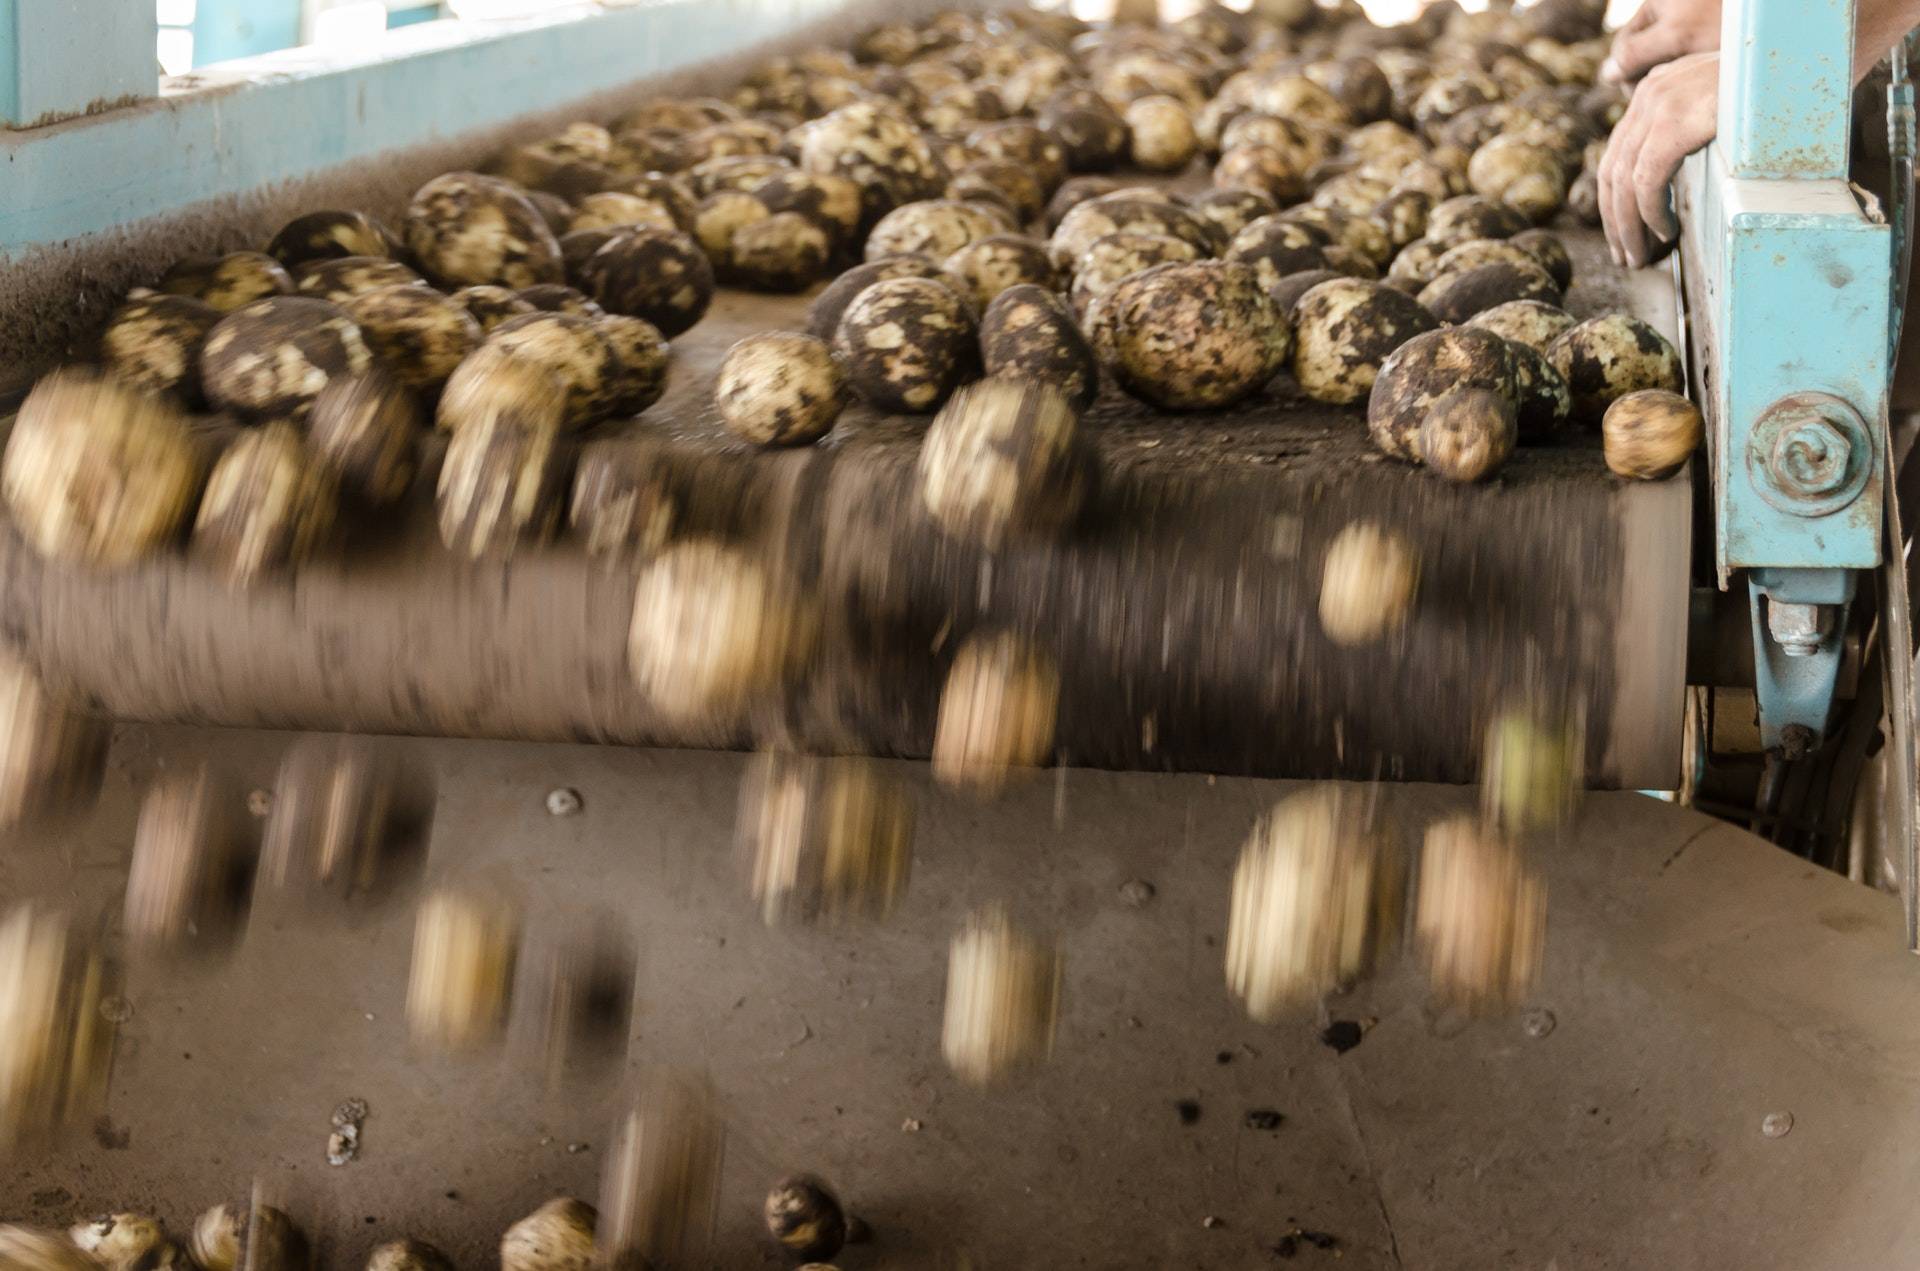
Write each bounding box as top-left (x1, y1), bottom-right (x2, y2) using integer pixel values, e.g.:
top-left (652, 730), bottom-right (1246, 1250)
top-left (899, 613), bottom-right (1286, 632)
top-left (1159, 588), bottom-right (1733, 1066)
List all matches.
top-left (545, 787), bottom-right (582, 817)
top-left (246, 788), bottom-right (273, 817)
top-left (1118, 878), bottom-right (1156, 907)
top-left (1761, 1110), bottom-right (1794, 1138)
top-left (1521, 1008), bottom-right (1556, 1039)
top-left (1766, 600), bottom-right (1831, 657)
top-left (1769, 415), bottom-right (1852, 498)
top-left (98, 995), bottom-right (134, 1024)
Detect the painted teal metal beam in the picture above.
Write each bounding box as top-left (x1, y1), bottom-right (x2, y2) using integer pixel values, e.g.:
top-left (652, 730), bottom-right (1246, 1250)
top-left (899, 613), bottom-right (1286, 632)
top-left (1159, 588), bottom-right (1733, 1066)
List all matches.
top-left (1717, 0), bottom-right (1857, 178)
top-left (1, 0), bottom-right (157, 128)
top-left (0, 0), bottom-right (844, 255)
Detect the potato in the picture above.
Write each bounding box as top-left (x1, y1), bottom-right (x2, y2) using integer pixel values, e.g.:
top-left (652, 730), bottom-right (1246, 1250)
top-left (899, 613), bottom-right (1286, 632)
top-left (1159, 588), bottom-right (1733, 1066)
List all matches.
top-left (200, 296), bottom-right (373, 419)
top-left (3, 370), bottom-right (200, 566)
top-left (342, 285), bottom-right (483, 391)
top-left (1089, 261), bottom-right (1291, 411)
top-left (188, 1203), bottom-right (309, 1271)
top-left (1048, 196), bottom-right (1218, 270)
top-left (933, 631), bottom-right (1058, 791)
top-left (1467, 298), bottom-right (1574, 352)
top-left (461, 311), bottom-right (616, 431)
top-left (1369, 188), bottom-right (1432, 250)
top-left (943, 235), bottom-right (1057, 310)
top-left (366, 1240), bottom-right (454, 1271)
top-left (294, 255), bottom-right (424, 304)
top-left (920, 379), bottom-right (1089, 549)
top-left (450, 284), bottom-right (537, 333)
top-left (407, 886), bottom-right (520, 1050)
top-left (1503, 339), bottom-right (1574, 439)
top-left (739, 753), bottom-right (914, 925)
top-left (1281, 204), bottom-right (1393, 270)
top-left (515, 284), bottom-right (603, 318)
top-left (435, 357), bottom-right (569, 557)
top-left (798, 101), bottom-right (946, 218)
top-left (1415, 815), bottom-right (1546, 1013)
top-left (1424, 192), bottom-right (1528, 249)
top-left (1124, 95), bottom-right (1199, 172)
top-left (1213, 142), bottom-right (1310, 203)
top-left (980, 284), bottom-right (1100, 411)
top-left (192, 422), bottom-right (339, 584)
top-left (1226, 785), bottom-right (1403, 1018)
top-left (1417, 386), bottom-right (1516, 482)
top-left (158, 251), bottom-right (294, 312)
top-left (1602, 389), bottom-right (1701, 480)
top-left (1510, 227), bottom-right (1573, 289)
top-left (1290, 278), bottom-right (1438, 404)
top-left (1186, 187), bottom-right (1279, 243)
top-left (259, 735), bottom-right (407, 898)
top-left (596, 1078), bottom-right (726, 1269)
top-left (831, 276), bottom-right (979, 413)
top-left (764, 1176), bottom-right (849, 1262)
top-left (947, 160), bottom-right (1048, 224)
top-left (1467, 134), bottom-right (1566, 222)
top-left (0, 655), bottom-right (108, 829)
top-left (730, 211), bottom-right (833, 291)
top-left (941, 903), bottom-right (1061, 1083)
top-left (1039, 102), bottom-right (1130, 172)
top-left (566, 191), bottom-right (680, 235)
top-left (99, 293), bottom-right (221, 402)
top-left (1416, 259), bottom-right (1559, 323)
top-left (1318, 520), bottom-right (1418, 646)
top-left (124, 764), bottom-right (249, 946)
top-left (1069, 231), bottom-right (1203, 317)
top-left (865, 198), bottom-right (1004, 263)
top-left (1546, 313), bottom-right (1684, 423)
top-left (627, 540), bottom-right (818, 718)
top-left (806, 254), bottom-right (942, 341)
top-left (1481, 700), bottom-right (1585, 833)
top-left (267, 209), bottom-right (401, 270)
top-left (715, 332), bottom-right (846, 446)
top-left (1367, 327), bottom-right (1515, 460)
top-left (1044, 176), bottom-right (1123, 231)
top-left (403, 172), bottom-right (564, 289)
top-left (596, 314), bottom-right (671, 418)
top-left (1224, 215), bottom-right (1332, 291)
top-left (692, 190), bottom-right (772, 271)
top-left (579, 225), bottom-right (715, 336)
top-left (1268, 268), bottom-right (1345, 316)
top-left (69, 1214), bottom-right (169, 1271)
top-left (968, 120), bottom-right (1071, 191)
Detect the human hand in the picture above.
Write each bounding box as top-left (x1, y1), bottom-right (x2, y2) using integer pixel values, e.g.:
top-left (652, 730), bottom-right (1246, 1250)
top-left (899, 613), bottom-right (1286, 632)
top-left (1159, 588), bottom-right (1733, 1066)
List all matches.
top-left (1599, 52), bottom-right (1720, 269)
top-left (1601, 0), bottom-right (1723, 84)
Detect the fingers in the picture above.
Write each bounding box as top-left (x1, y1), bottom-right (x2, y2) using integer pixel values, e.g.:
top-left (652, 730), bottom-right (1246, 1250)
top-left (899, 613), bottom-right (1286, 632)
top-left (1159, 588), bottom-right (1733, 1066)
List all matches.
top-left (1599, 97), bottom-right (1657, 266)
top-left (1598, 55), bottom-right (1721, 270)
top-left (1604, 11), bottom-right (1683, 84)
top-left (1632, 135), bottom-right (1689, 248)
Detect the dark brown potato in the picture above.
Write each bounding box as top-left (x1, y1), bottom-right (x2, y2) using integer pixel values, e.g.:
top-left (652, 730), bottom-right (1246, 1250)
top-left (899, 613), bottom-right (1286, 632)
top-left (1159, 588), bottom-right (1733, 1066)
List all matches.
top-left (1423, 193), bottom-right (1528, 250)
top-left (1417, 387), bottom-right (1516, 482)
top-left (751, 169), bottom-right (864, 247)
top-left (981, 284), bottom-right (1100, 411)
top-left (1039, 102), bottom-right (1129, 171)
top-left (596, 315), bottom-right (671, 419)
top-left (1510, 228), bottom-right (1574, 290)
top-left (1416, 260), bottom-right (1559, 324)
top-left (1050, 196), bottom-right (1218, 268)
top-left (158, 252), bottom-right (295, 312)
top-left (342, 285), bottom-right (484, 391)
top-left (516, 284), bottom-right (604, 318)
top-left (1546, 314), bottom-right (1684, 424)
top-left (1268, 268), bottom-right (1346, 317)
top-left (267, 210), bottom-right (401, 270)
top-left (797, 101), bottom-right (948, 220)
top-left (451, 285), bottom-right (538, 333)
top-left (294, 255), bottom-right (425, 304)
top-left (1290, 278), bottom-right (1439, 404)
top-left (436, 358), bottom-right (570, 558)
top-left (1225, 215), bottom-right (1331, 291)
top-left (832, 276), bottom-right (979, 413)
top-left (100, 293), bottom-right (222, 402)
top-left (1370, 188), bottom-right (1432, 250)
top-left (1069, 231), bottom-right (1203, 318)
top-left (1187, 187), bottom-right (1280, 243)
top-left (1088, 261), bottom-right (1291, 411)
top-left (1367, 327), bottom-right (1515, 460)
top-left (1503, 340), bottom-right (1573, 439)
top-left (948, 160), bottom-right (1048, 224)
top-left (307, 371), bottom-right (422, 505)
top-left (764, 1176), bottom-right (848, 1262)
top-left (579, 226), bottom-right (716, 336)
top-left (403, 172), bottom-right (565, 289)
top-left (807, 254), bottom-right (942, 341)
top-left (729, 212), bottom-right (833, 291)
top-left (1213, 142), bottom-right (1310, 204)
top-left (1044, 176), bottom-right (1123, 231)
top-left (200, 296), bottom-right (374, 420)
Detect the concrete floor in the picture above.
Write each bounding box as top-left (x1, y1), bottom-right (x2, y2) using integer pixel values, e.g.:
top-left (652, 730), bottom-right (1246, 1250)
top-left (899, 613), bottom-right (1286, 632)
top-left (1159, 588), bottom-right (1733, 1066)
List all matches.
top-left (5, 725), bottom-right (1920, 1269)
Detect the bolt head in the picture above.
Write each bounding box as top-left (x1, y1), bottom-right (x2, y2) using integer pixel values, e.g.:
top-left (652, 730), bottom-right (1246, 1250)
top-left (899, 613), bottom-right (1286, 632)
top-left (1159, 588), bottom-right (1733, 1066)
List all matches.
top-left (1760, 1110), bottom-right (1794, 1138)
top-left (546, 787), bottom-right (583, 817)
top-left (1770, 415), bottom-right (1851, 496)
top-left (1521, 1008), bottom-right (1556, 1038)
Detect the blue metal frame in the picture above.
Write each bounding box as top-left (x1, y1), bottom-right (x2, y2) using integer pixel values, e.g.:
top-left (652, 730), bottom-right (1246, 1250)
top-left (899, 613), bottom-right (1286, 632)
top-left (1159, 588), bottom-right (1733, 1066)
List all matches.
top-left (1677, 0), bottom-right (1893, 751)
top-left (1, 0), bottom-right (156, 127)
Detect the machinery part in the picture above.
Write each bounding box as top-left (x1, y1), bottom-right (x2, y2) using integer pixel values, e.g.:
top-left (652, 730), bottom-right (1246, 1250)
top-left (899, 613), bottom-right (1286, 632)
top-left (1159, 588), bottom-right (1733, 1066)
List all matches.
top-left (0, 416), bottom-right (1688, 788)
top-left (1746, 392), bottom-right (1874, 517)
top-left (1747, 567), bottom-right (1856, 754)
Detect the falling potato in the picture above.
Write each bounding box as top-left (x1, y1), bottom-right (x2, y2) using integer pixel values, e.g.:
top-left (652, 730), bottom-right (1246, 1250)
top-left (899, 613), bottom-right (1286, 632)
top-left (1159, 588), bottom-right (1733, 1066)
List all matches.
top-left (0, 654), bottom-right (109, 829)
top-left (941, 903), bottom-right (1061, 1085)
top-left (597, 1073), bottom-right (726, 1269)
top-left (1318, 521), bottom-right (1418, 646)
top-left (500, 1198), bottom-right (596, 1271)
top-left (0, 1226), bottom-right (100, 1271)
top-left (407, 885), bottom-right (520, 1050)
top-left (124, 765), bottom-right (252, 949)
top-left (68, 1214), bottom-right (167, 1271)
top-left (189, 1202), bottom-right (309, 1271)
top-left (931, 633), bottom-right (1059, 794)
top-left (259, 735), bottom-right (415, 900)
top-left (1225, 785), bottom-right (1404, 1020)
top-left (739, 752), bottom-right (914, 925)
top-left (764, 1175), bottom-right (848, 1262)
top-left (365, 1238), bottom-right (455, 1271)
top-left (1481, 700), bottom-right (1585, 833)
top-left (1414, 815), bottom-right (1547, 1013)
top-left (0, 904), bottom-right (114, 1147)
top-left (531, 922), bottom-right (636, 1076)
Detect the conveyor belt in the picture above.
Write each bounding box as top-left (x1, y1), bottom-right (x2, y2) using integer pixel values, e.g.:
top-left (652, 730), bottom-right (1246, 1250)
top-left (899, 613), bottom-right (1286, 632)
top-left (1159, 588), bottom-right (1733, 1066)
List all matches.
top-left (0, 237), bottom-right (1690, 786)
